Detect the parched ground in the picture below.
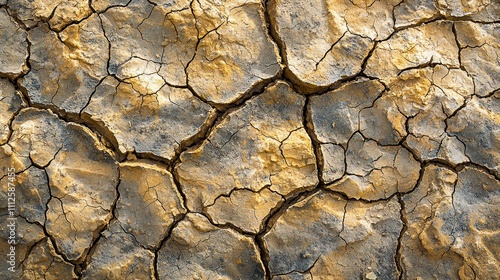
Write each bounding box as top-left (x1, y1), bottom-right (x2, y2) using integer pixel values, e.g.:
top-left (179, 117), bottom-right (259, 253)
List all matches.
top-left (0, 0), bottom-right (499, 279)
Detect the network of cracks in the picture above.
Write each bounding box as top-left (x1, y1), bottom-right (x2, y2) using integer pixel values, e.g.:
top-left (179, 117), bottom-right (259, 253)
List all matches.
top-left (0, 0), bottom-right (499, 279)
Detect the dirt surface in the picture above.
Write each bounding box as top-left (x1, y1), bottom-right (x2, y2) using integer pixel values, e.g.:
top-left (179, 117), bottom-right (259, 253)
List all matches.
top-left (0, 0), bottom-right (499, 279)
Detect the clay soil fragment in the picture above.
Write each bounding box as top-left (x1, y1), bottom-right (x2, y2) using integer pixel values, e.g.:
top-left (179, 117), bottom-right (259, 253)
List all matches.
top-left (264, 191), bottom-right (402, 279)
top-left (176, 81), bottom-right (317, 219)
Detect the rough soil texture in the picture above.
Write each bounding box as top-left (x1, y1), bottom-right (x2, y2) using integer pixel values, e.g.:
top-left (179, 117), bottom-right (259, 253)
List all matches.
top-left (0, 0), bottom-right (499, 279)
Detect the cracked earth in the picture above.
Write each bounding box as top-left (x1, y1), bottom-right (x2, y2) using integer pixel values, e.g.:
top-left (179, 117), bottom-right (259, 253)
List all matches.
top-left (0, 0), bottom-right (499, 279)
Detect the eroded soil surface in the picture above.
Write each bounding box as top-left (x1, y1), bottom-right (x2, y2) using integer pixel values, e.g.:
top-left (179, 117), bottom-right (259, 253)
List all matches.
top-left (0, 0), bottom-right (499, 279)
